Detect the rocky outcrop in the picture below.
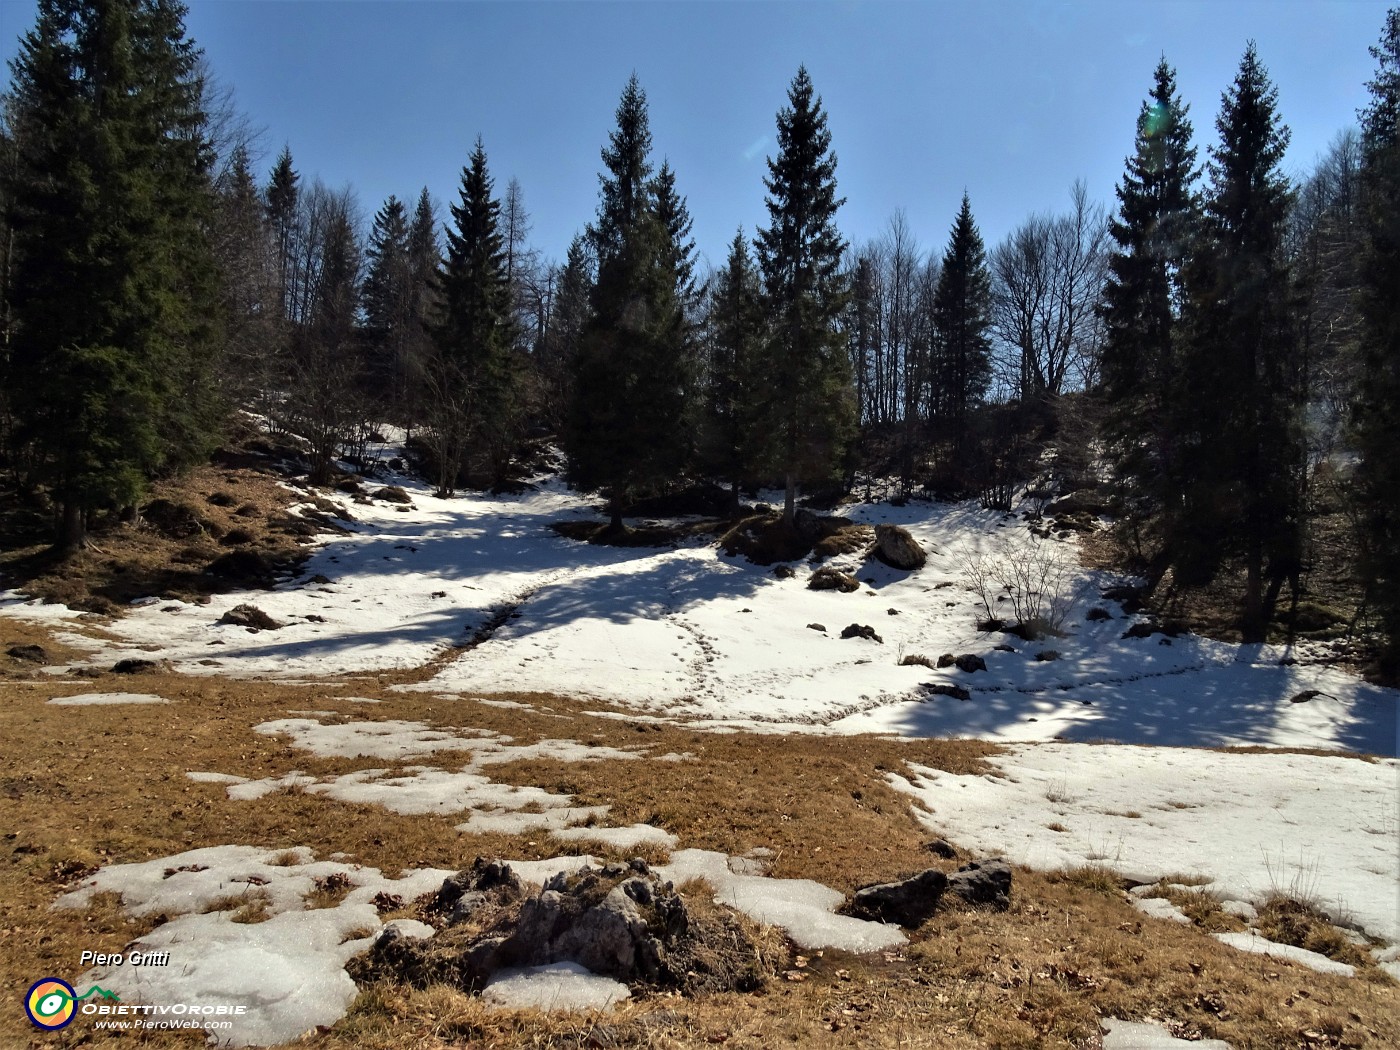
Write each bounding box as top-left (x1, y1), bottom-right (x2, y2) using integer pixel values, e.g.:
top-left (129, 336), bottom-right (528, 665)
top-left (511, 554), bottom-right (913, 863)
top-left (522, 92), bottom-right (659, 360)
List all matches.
top-left (847, 868), bottom-right (947, 927)
top-left (871, 524), bottom-right (927, 570)
top-left (840, 624), bottom-right (883, 643)
top-left (353, 858), bottom-right (766, 997)
top-left (946, 859), bottom-right (1012, 909)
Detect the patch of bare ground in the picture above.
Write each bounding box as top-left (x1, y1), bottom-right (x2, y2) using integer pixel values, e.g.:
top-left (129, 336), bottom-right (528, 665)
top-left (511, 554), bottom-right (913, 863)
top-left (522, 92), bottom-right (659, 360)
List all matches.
top-left (1080, 505), bottom-right (1390, 682)
top-left (0, 422), bottom-right (358, 618)
top-left (1, 624), bottom-right (1396, 1048)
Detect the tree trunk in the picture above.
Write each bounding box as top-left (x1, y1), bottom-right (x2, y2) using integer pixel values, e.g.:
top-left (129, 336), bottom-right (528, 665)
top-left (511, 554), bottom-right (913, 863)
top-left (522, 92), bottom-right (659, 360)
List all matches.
top-left (1241, 545), bottom-right (1265, 643)
top-left (783, 472), bottom-right (796, 525)
top-left (58, 500), bottom-right (85, 554)
top-left (609, 489), bottom-right (624, 533)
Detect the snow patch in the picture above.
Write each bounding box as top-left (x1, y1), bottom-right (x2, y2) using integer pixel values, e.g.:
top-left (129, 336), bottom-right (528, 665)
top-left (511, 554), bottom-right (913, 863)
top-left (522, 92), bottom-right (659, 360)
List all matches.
top-left (482, 962), bottom-right (631, 1012)
top-left (48, 692), bottom-right (169, 706)
top-left (1213, 931), bottom-right (1357, 976)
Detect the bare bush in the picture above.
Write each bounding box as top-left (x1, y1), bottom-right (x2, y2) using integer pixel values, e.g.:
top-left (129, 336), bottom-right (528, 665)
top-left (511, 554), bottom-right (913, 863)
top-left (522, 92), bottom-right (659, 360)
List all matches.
top-left (959, 540), bottom-right (1087, 639)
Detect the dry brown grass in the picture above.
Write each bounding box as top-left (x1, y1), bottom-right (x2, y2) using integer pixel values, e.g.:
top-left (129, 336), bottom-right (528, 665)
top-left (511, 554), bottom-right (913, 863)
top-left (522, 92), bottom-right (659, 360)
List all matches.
top-left (0, 619), bottom-right (1396, 1049)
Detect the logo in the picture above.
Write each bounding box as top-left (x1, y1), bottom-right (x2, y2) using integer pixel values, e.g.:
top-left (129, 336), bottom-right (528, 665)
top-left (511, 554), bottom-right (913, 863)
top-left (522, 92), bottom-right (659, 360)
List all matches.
top-left (24, 979), bottom-right (120, 1030)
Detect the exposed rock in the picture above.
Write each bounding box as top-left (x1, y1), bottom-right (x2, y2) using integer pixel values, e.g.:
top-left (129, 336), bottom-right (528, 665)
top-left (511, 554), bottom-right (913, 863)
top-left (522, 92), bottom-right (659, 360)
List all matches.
top-left (1102, 584), bottom-right (1146, 615)
top-left (1035, 650), bottom-right (1060, 662)
top-left (806, 623), bottom-right (827, 633)
top-left (1288, 689), bottom-right (1335, 704)
top-left (218, 604), bottom-right (285, 631)
top-left (1086, 607), bottom-right (1112, 622)
top-left (1121, 621), bottom-right (1184, 641)
top-left (773, 565), bottom-right (796, 580)
top-left (924, 683), bottom-right (971, 701)
top-left (946, 859), bottom-right (1012, 909)
top-left (6, 644), bottom-right (48, 664)
top-left (375, 485), bottom-right (413, 504)
top-left (1046, 491), bottom-right (1110, 517)
top-left (846, 868), bottom-right (947, 927)
top-left (871, 524), bottom-right (928, 571)
top-left (112, 658), bottom-right (169, 674)
top-left (353, 859), bottom-right (766, 997)
top-left (954, 654), bottom-right (987, 673)
top-left (840, 624), bottom-right (883, 643)
top-left (993, 644), bottom-right (1017, 653)
top-left (808, 567), bottom-right (859, 593)
top-left (937, 653), bottom-right (956, 668)
top-left (925, 839), bottom-right (958, 859)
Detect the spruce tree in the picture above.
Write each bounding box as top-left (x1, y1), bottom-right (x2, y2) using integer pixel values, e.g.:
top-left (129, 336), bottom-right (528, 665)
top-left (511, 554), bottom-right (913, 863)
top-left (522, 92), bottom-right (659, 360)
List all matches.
top-left (930, 193), bottom-right (993, 468)
top-left (537, 234), bottom-right (594, 430)
top-left (1176, 43), bottom-right (1302, 640)
top-left (567, 75), bottom-right (692, 528)
top-left (265, 145), bottom-right (302, 323)
top-left (5, 0), bottom-right (222, 550)
top-left (1099, 59), bottom-right (1200, 547)
top-left (1353, 9), bottom-right (1400, 670)
top-left (754, 66), bottom-right (856, 523)
top-left (704, 228), bottom-right (765, 504)
top-left (363, 194), bottom-right (412, 402)
top-left (401, 187), bottom-right (440, 423)
top-left (431, 139), bottom-right (519, 494)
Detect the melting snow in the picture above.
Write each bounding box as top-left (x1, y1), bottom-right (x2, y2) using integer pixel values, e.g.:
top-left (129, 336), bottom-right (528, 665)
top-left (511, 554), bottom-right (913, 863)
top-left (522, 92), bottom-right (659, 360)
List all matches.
top-left (48, 692), bottom-right (169, 706)
top-left (1102, 1018), bottom-right (1233, 1049)
top-left (889, 743), bottom-right (1400, 942)
top-left (482, 962), bottom-right (631, 1012)
top-left (1213, 931), bottom-right (1357, 976)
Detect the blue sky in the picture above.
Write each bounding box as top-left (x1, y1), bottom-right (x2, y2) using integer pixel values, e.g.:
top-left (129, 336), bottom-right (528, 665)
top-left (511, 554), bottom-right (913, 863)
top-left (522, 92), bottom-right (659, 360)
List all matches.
top-left (1, 0), bottom-right (1391, 272)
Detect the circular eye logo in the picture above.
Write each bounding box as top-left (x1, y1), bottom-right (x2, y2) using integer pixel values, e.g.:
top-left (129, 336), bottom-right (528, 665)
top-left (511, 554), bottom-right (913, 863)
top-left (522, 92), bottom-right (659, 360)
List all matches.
top-left (26, 978), bottom-right (77, 1030)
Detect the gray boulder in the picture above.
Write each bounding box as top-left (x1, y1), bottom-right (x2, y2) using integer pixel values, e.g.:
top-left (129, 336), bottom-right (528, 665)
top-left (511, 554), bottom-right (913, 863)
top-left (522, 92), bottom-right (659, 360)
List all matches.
top-left (847, 868), bottom-right (948, 927)
top-left (871, 524), bottom-right (928, 570)
top-left (954, 653), bottom-right (987, 673)
top-left (946, 858), bottom-right (1012, 909)
top-left (840, 623), bottom-right (883, 643)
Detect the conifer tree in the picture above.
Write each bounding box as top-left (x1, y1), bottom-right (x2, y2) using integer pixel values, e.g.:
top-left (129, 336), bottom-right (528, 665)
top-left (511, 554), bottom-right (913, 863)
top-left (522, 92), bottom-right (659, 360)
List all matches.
top-left (430, 139), bottom-right (519, 494)
top-left (1176, 43), bottom-right (1302, 640)
top-left (931, 193), bottom-right (993, 466)
top-left (1353, 9), bottom-right (1400, 669)
top-left (704, 228), bottom-right (765, 504)
top-left (653, 159), bottom-right (698, 309)
top-left (536, 234), bottom-right (593, 430)
top-left (567, 75), bottom-right (692, 528)
top-left (1099, 59), bottom-right (1200, 543)
top-left (5, 0), bottom-right (222, 550)
top-left (755, 66), bottom-right (856, 523)
top-left (363, 194), bottom-right (412, 403)
top-left (212, 144), bottom-right (277, 414)
top-left (291, 196), bottom-right (362, 484)
top-left (400, 187), bottom-right (440, 423)
top-left (265, 145), bottom-right (302, 323)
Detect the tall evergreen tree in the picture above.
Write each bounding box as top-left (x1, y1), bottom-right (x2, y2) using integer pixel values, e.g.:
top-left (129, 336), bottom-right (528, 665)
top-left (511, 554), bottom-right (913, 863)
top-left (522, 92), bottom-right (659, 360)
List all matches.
top-left (931, 193), bottom-right (993, 465)
top-left (1099, 59), bottom-right (1201, 544)
top-left (652, 159), bottom-right (698, 309)
top-left (212, 143), bottom-right (277, 416)
top-left (363, 194), bottom-right (412, 404)
top-left (399, 186), bottom-right (440, 423)
top-left (5, 0), bottom-right (223, 550)
top-left (567, 75), bottom-right (692, 528)
top-left (430, 138), bottom-right (519, 494)
top-left (704, 228), bottom-right (765, 504)
top-left (265, 144), bottom-right (301, 323)
top-left (1353, 9), bottom-right (1400, 670)
top-left (536, 234), bottom-right (593, 430)
top-left (1176, 43), bottom-right (1301, 640)
top-left (755, 65), bottom-right (856, 523)
top-left (291, 195), bottom-right (362, 484)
